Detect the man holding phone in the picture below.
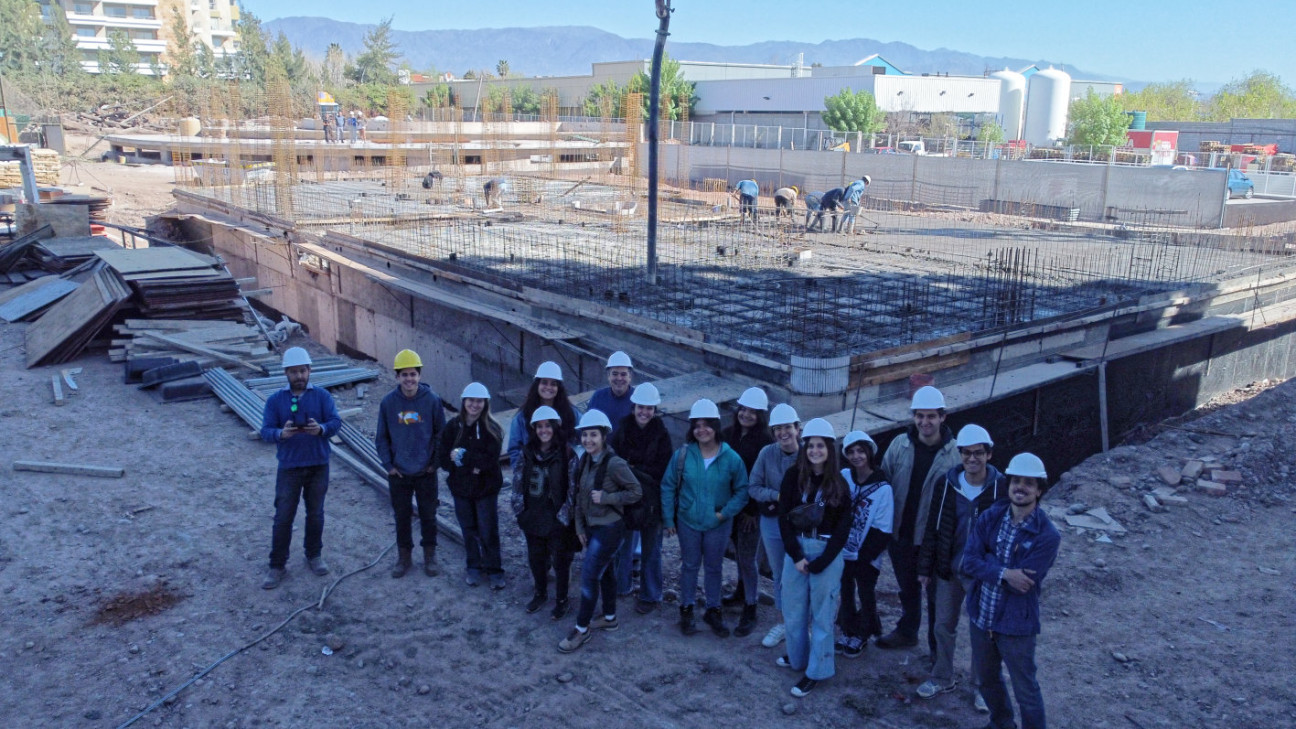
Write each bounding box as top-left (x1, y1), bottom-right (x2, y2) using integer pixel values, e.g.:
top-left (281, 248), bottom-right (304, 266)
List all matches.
top-left (260, 347), bottom-right (342, 589)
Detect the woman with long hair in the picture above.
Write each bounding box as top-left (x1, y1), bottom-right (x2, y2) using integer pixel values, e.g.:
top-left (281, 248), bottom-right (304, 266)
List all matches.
top-left (508, 361), bottom-right (580, 473)
top-left (439, 382), bottom-right (506, 589)
top-left (513, 406), bottom-right (580, 620)
top-left (776, 418), bottom-right (851, 698)
top-left (721, 387), bottom-right (774, 636)
top-left (837, 430), bottom-right (894, 659)
top-left (747, 403), bottom-right (802, 648)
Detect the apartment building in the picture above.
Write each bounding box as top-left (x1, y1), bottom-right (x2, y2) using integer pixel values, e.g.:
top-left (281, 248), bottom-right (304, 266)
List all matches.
top-left (38, 0), bottom-right (238, 75)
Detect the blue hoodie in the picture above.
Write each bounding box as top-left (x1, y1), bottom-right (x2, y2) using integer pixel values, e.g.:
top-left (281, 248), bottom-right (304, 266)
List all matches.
top-left (375, 382), bottom-right (446, 475)
top-left (260, 385), bottom-right (342, 468)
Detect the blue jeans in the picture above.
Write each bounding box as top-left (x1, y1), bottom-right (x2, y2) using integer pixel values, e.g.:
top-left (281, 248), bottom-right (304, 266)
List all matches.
top-left (576, 520), bottom-right (625, 628)
top-left (759, 516), bottom-right (786, 612)
top-left (676, 521), bottom-right (729, 609)
top-left (616, 526), bottom-right (663, 602)
top-left (782, 537), bottom-right (845, 681)
top-left (452, 494), bottom-right (502, 574)
top-left (970, 624), bottom-right (1046, 729)
top-left (269, 465), bottom-right (328, 568)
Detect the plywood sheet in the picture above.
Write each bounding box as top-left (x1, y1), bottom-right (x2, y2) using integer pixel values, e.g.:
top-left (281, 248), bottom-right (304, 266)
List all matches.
top-left (95, 246), bottom-right (217, 275)
top-left (0, 277), bottom-right (79, 322)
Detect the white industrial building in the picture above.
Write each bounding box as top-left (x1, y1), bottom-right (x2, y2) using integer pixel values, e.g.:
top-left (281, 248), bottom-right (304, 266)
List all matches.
top-left (37, 0), bottom-right (239, 75)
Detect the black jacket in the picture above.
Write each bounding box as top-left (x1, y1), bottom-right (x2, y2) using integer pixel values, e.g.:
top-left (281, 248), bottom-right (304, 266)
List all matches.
top-left (438, 416), bottom-right (504, 500)
top-left (609, 414), bottom-right (674, 483)
top-left (514, 440), bottom-right (572, 537)
top-left (723, 424), bottom-right (772, 516)
top-left (778, 465), bottom-right (852, 574)
top-left (917, 464), bottom-right (1008, 581)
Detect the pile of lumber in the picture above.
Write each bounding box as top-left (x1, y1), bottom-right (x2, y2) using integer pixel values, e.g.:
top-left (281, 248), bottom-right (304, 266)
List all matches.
top-left (95, 246), bottom-right (247, 321)
top-left (0, 149), bottom-right (60, 187)
top-left (112, 319), bottom-right (272, 371)
top-left (30, 236), bottom-right (120, 271)
top-left (25, 267), bottom-right (131, 366)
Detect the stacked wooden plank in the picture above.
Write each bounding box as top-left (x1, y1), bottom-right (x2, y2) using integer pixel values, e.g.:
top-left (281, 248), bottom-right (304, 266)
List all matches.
top-left (95, 246), bottom-right (246, 321)
top-left (0, 276), bottom-right (80, 322)
top-left (0, 149), bottom-right (60, 187)
top-left (30, 236), bottom-right (121, 272)
top-left (25, 268), bottom-right (131, 367)
top-left (110, 319), bottom-right (272, 370)
top-left (0, 225), bottom-right (54, 273)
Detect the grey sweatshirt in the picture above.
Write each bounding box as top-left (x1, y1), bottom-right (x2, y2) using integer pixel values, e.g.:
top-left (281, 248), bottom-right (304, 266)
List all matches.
top-left (748, 442), bottom-right (799, 518)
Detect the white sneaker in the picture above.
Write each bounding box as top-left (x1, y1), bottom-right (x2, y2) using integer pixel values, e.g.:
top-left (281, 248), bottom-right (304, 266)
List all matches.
top-left (761, 623), bottom-right (786, 648)
top-left (974, 690), bottom-right (989, 713)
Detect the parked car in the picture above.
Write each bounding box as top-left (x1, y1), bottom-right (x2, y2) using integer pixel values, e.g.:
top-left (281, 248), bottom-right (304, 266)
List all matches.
top-left (1228, 169), bottom-right (1255, 199)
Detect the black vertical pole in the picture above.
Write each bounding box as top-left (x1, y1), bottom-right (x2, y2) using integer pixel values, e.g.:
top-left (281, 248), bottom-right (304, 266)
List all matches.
top-left (646, 1), bottom-right (672, 284)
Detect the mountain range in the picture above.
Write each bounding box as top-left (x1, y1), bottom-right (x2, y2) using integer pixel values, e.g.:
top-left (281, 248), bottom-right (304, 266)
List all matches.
top-left (263, 18), bottom-right (1122, 82)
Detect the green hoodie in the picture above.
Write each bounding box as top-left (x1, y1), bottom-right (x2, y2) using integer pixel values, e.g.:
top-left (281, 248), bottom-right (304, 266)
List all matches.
top-left (661, 442), bottom-right (749, 532)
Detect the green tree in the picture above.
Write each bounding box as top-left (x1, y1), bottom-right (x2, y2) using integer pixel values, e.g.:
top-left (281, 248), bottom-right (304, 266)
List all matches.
top-left (166, 7), bottom-right (198, 78)
top-left (37, 6), bottom-right (83, 76)
top-left (348, 17), bottom-right (400, 85)
top-left (322, 43), bottom-right (345, 87)
top-left (1067, 90), bottom-right (1130, 146)
top-left (423, 84), bottom-right (453, 108)
top-left (1208, 71), bottom-right (1296, 120)
top-left (269, 31), bottom-right (307, 81)
top-left (100, 30), bottom-right (140, 76)
top-left (625, 55), bottom-right (697, 120)
top-left (0, 0), bottom-right (44, 73)
top-left (231, 8), bottom-right (269, 84)
top-left (822, 87), bottom-right (886, 134)
top-left (495, 59), bottom-right (510, 78)
top-left (978, 120), bottom-right (1005, 144)
top-left (582, 79), bottom-right (624, 117)
top-left (1119, 80), bottom-right (1200, 122)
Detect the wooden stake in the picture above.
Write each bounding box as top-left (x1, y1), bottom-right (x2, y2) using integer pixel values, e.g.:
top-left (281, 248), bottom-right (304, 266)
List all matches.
top-left (51, 375), bottom-right (65, 406)
top-left (14, 461), bottom-right (125, 478)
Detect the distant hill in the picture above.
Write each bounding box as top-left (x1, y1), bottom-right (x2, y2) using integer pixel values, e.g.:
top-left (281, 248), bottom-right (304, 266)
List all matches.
top-left (263, 18), bottom-right (1120, 81)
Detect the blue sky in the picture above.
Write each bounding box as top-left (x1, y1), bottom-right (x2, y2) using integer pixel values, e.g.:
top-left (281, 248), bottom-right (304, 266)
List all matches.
top-left (245, 0), bottom-right (1295, 86)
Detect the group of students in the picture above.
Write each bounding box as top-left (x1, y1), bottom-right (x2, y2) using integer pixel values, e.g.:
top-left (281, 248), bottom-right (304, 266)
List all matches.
top-left (264, 344), bottom-right (1059, 726)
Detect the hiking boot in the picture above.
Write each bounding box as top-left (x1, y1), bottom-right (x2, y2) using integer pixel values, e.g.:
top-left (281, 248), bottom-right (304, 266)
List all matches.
top-left (917, 679), bottom-right (958, 699)
top-left (525, 594), bottom-right (547, 614)
top-left (761, 623), bottom-right (786, 648)
top-left (842, 636), bottom-right (865, 659)
top-left (702, 607), bottom-right (730, 638)
top-left (551, 598), bottom-right (570, 621)
top-left (306, 556), bottom-right (330, 576)
top-left (974, 690), bottom-right (989, 713)
top-left (488, 572), bottom-right (506, 591)
top-left (557, 627), bottom-right (592, 653)
top-left (721, 589), bottom-right (744, 608)
top-left (262, 567), bottom-right (286, 590)
top-left (589, 615), bottom-right (619, 631)
top-left (635, 599), bottom-right (658, 615)
top-left (734, 604), bottom-right (758, 637)
top-left (391, 548), bottom-right (413, 579)
top-left (422, 549), bottom-right (439, 577)
top-left (791, 676), bottom-right (818, 697)
top-left (876, 630), bottom-right (918, 649)
top-left (465, 569), bottom-right (482, 587)
top-left (679, 605), bottom-right (700, 636)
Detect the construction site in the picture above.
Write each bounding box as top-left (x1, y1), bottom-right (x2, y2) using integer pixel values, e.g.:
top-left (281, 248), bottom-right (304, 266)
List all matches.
top-left (3, 79), bottom-right (1296, 728)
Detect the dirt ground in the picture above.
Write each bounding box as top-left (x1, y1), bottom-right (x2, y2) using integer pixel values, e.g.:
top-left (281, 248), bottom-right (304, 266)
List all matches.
top-left (2, 155), bottom-right (1294, 728)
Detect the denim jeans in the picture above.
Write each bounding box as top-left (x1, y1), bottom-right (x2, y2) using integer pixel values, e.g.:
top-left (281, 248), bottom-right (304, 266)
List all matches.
top-left (837, 557), bottom-right (883, 640)
top-left (576, 520), bottom-right (626, 628)
top-left (731, 515), bottom-right (762, 605)
top-left (676, 521), bottom-right (730, 609)
top-left (758, 515), bottom-right (786, 612)
top-left (970, 624), bottom-right (1045, 729)
top-left (452, 493), bottom-right (502, 574)
top-left (889, 539), bottom-right (938, 653)
top-left (782, 537), bottom-right (845, 681)
top-left (269, 465), bottom-right (328, 568)
top-left (524, 530), bottom-right (574, 602)
top-left (931, 576), bottom-right (978, 686)
top-left (389, 472), bottom-right (438, 552)
top-left (616, 525), bottom-right (663, 602)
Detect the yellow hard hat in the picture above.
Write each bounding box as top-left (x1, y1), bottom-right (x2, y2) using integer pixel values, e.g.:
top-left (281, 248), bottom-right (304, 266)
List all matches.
top-left (393, 349), bottom-right (423, 370)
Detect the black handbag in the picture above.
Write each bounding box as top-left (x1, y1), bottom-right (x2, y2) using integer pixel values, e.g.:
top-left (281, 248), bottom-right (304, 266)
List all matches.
top-left (786, 501), bottom-right (824, 533)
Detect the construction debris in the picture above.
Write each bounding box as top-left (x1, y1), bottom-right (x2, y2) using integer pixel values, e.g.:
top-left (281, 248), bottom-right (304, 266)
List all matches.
top-left (13, 460), bottom-right (125, 478)
top-left (24, 268), bottom-right (131, 367)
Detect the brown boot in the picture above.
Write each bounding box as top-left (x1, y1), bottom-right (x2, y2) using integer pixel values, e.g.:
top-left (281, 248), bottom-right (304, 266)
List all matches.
top-left (422, 548), bottom-right (440, 577)
top-left (391, 548), bottom-right (413, 579)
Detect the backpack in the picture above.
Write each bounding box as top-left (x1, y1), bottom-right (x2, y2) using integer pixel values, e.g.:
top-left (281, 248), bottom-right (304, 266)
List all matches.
top-left (622, 466), bottom-right (660, 530)
top-left (844, 480), bottom-right (886, 558)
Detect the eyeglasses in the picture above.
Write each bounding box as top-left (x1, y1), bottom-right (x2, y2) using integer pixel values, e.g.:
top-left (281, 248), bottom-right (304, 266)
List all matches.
top-left (959, 448), bottom-right (988, 459)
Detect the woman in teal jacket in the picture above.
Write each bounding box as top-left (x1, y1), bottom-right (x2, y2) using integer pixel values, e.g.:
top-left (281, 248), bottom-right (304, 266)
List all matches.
top-left (662, 399), bottom-right (750, 637)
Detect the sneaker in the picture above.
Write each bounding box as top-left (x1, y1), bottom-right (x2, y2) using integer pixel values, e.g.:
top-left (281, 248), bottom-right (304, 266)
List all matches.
top-left (589, 615), bottom-right (619, 631)
top-left (525, 594), bottom-right (547, 614)
top-left (842, 636), bottom-right (865, 659)
top-left (489, 572), bottom-right (506, 591)
top-left (791, 676), bottom-right (818, 698)
top-left (974, 690), bottom-right (989, 713)
top-left (465, 569), bottom-right (482, 587)
top-left (876, 630), bottom-right (918, 649)
top-left (262, 567), bottom-right (286, 590)
top-left (917, 679), bottom-right (958, 699)
top-left (834, 635), bottom-right (850, 655)
top-left (776, 655), bottom-right (794, 669)
top-left (634, 599), bottom-right (658, 615)
top-left (761, 623), bottom-right (786, 648)
top-left (551, 598), bottom-right (570, 621)
top-left (557, 627), bottom-right (592, 653)
top-left (306, 556), bottom-right (330, 576)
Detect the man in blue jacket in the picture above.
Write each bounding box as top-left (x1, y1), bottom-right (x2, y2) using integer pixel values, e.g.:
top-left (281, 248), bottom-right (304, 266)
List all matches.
top-left (586, 351), bottom-right (635, 435)
top-left (733, 179), bottom-right (760, 224)
top-left (961, 452), bottom-right (1060, 729)
top-left (376, 348), bottom-right (447, 579)
top-left (260, 347), bottom-right (343, 589)
top-left (840, 176), bottom-right (870, 234)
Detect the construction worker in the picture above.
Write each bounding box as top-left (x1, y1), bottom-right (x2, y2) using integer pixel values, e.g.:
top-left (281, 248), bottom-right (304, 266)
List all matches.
top-left (483, 177), bottom-right (509, 208)
top-left (746, 403), bottom-right (802, 649)
top-left (916, 424), bottom-right (1007, 711)
top-left (587, 351), bottom-right (636, 434)
top-left (963, 452), bottom-right (1060, 729)
top-left (803, 191), bottom-right (826, 232)
top-left (259, 347), bottom-right (342, 589)
top-left (840, 175), bottom-right (871, 234)
top-left (876, 386), bottom-right (959, 652)
top-left (820, 187), bottom-right (847, 232)
top-left (721, 387), bottom-right (773, 638)
top-left (773, 186), bottom-right (799, 217)
top-left (375, 349), bottom-right (447, 579)
top-left (439, 382), bottom-right (507, 589)
top-left (421, 170), bottom-right (443, 189)
top-left (733, 179), bottom-right (760, 224)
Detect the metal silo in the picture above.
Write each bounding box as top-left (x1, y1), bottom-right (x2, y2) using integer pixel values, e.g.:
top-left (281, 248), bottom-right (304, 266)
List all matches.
top-left (1023, 67), bottom-right (1071, 147)
top-left (990, 68), bottom-right (1026, 140)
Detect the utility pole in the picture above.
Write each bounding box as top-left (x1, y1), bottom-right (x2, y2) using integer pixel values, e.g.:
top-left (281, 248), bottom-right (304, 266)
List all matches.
top-left (646, 0), bottom-right (672, 285)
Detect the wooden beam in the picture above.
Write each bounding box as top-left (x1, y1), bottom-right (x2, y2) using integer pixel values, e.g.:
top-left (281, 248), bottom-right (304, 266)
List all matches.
top-left (138, 331), bottom-right (268, 374)
top-left (13, 461), bottom-right (125, 478)
top-left (51, 375), bottom-right (65, 406)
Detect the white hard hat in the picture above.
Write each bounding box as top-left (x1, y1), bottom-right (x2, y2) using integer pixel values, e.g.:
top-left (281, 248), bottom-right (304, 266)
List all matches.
top-left (688, 398), bottom-right (721, 420)
top-left (862, 175), bottom-right (872, 185)
top-left (281, 347), bottom-right (312, 368)
top-left (606, 351), bottom-right (634, 369)
top-left (736, 387), bottom-right (769, 411)
top-left (801, 418), bottom-right (836, 441)
top-left (769, 403), bottom-right (800, 427)
top-left (956, 424), bottom-right (994, 448)
top-left (534, 361), bottom-right (563, 381)
top-left (630, 382), bottom-right (661, 406)
top-left (1005, 452), bottom-right (1048, 480)
top-left (460, 382), bottom-right (490, 400)
top-left (910, 385), bottom-right (946, 410)
top-left (577, 409), bottom-right (613, 431)
top-left (530, 405), bottom-right (561, 425)
top-left (842, 430), bottom-right (876, 452)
